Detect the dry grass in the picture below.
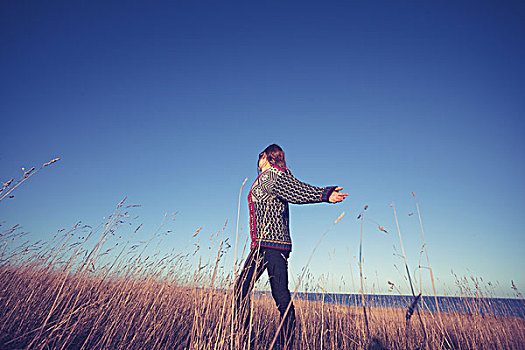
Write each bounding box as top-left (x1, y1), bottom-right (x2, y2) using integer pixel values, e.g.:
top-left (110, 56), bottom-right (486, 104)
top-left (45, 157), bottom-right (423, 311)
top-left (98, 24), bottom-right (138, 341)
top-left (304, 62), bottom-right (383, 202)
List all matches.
top-left (0, 263), bottom-right (524, 349)
top-left (0, 196), bottom-right (523, 349)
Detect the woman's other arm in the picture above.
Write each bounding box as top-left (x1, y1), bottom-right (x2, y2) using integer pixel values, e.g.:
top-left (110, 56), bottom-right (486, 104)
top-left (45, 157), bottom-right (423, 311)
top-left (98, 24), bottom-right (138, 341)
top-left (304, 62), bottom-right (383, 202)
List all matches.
top-left (272, 171), bottom-right (348, 204)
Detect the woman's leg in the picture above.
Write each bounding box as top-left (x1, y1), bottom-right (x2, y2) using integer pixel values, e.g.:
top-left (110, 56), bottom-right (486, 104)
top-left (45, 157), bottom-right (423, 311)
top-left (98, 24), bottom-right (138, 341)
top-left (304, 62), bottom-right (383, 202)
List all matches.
top-left (264, 248), bottom-right (296, 349)
top-left (234, 248), bottom-right (266, 337)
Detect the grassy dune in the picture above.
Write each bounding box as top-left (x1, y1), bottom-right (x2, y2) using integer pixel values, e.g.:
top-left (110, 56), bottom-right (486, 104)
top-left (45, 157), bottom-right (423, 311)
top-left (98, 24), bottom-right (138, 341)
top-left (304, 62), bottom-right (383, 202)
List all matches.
top-left (0, 194), bottom-right (524, 349)
top-left (0, 265), bottom-right (524, 349)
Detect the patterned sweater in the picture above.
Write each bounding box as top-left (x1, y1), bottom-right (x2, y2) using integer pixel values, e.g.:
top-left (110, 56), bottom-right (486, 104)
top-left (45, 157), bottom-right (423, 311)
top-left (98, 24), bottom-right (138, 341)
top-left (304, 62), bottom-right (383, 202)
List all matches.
top-left (248, 165), bottom-right (337, 251)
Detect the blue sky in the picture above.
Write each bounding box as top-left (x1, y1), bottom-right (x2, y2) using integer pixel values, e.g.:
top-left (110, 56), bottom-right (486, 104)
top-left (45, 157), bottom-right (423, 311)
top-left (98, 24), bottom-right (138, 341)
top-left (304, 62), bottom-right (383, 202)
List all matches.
top-left (1, 1), bottom-right (524, 297)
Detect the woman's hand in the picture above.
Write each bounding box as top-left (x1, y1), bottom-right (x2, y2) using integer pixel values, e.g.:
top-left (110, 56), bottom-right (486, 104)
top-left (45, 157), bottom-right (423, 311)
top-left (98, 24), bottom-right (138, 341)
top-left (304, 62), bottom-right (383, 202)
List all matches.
top-left (329, 187), bottom-right (349, 203)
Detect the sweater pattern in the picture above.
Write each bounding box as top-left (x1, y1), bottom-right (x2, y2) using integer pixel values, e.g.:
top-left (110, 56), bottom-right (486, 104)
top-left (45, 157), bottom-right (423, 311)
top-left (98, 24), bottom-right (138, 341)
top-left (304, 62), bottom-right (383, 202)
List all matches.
top-left (248, 165), bottom-right (336, 251)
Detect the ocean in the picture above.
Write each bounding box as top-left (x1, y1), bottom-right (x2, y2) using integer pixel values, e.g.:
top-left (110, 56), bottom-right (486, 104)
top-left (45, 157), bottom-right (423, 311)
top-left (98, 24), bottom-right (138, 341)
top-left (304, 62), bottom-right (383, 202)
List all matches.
top-left (290, 293), bottom-right (525, 319)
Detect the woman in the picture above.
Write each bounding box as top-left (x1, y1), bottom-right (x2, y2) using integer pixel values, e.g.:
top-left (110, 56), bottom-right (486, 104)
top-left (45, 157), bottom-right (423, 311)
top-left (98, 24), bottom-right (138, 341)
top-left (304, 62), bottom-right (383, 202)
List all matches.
top-left (234, 144), bottom-right (348, 349)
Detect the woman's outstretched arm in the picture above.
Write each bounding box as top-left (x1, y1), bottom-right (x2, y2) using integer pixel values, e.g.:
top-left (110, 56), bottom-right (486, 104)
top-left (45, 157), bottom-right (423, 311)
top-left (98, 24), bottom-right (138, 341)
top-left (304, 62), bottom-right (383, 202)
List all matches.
top-left (272, 170), bottom-right (348, 204)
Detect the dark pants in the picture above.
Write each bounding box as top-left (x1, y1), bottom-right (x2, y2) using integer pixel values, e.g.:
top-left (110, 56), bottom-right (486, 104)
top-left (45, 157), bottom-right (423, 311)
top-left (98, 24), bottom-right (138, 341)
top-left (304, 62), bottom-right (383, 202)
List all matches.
top-left (234, 247), bottom-right (296, 349)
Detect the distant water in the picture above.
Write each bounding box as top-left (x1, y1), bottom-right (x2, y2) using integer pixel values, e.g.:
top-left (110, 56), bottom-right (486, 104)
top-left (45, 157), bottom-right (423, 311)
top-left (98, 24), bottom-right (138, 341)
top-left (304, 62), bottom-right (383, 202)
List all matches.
top-left (289, 293), bottom-right (525, 319)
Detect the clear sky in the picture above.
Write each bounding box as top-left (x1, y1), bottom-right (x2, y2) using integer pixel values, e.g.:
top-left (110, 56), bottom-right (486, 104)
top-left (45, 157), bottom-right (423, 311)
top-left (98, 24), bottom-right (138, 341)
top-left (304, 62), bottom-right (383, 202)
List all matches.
top-left (1, 1), bottom-right (524, 298)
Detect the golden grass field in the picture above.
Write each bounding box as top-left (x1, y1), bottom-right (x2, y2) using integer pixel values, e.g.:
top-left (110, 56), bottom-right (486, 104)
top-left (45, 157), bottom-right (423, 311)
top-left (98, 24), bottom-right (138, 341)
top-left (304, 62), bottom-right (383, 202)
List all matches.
top-left (1, 200), bottom-right (524, 350)
top-left (0, 263), bottom-right (524, 350)
top-left (1, 169), bottom-right (524, 349)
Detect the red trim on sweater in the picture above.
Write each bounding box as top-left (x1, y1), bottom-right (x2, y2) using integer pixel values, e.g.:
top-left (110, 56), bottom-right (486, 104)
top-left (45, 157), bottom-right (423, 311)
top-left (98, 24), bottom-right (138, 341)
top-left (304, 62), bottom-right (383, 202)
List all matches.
top-left (248, 170), bottom-right (267, 249)
top-left (248, 191), bottom-right (256, 248)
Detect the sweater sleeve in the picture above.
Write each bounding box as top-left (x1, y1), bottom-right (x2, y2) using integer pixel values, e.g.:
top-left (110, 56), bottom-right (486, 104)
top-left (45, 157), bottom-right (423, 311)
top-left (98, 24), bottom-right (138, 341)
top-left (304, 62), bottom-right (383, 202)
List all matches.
top-left (272, 170), bottom-right (337, 204)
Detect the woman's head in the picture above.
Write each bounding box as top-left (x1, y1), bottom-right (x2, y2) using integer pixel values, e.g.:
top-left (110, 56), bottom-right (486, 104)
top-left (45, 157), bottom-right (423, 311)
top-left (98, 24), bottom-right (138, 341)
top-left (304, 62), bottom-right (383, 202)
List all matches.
top-left (258, 144), bottom-right (286, 172)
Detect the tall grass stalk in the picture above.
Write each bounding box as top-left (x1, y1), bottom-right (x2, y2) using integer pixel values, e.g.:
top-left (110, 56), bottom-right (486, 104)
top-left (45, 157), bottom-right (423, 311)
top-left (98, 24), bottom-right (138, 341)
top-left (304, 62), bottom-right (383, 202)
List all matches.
top-left (231, 177), bottom-right (248, 349)
top-left (412, 191), bottom-right (452, 347)
top-left (358, 206), bottom-right (370, 343)
top-left (0, 157), bottom-right (60, 202)
top-left (391, 202), bottom-right (428, 346)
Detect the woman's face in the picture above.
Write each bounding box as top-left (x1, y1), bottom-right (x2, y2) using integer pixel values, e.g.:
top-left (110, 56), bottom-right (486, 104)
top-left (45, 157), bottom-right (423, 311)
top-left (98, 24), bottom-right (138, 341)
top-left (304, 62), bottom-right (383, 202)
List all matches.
top-left (258, 153), bottom-right (269, 172)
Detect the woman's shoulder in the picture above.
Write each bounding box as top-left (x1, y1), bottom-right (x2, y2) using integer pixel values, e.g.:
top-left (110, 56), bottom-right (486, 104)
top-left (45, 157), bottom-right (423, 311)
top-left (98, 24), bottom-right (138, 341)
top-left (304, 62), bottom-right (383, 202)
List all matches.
top-left (258, 166), bottom-right (290, 186)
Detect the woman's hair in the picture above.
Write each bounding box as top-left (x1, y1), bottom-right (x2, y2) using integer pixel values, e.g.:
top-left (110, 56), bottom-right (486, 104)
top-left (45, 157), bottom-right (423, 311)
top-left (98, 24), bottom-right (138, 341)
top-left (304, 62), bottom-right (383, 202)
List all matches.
top-left (259, 144), bottom-right (287, 169)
